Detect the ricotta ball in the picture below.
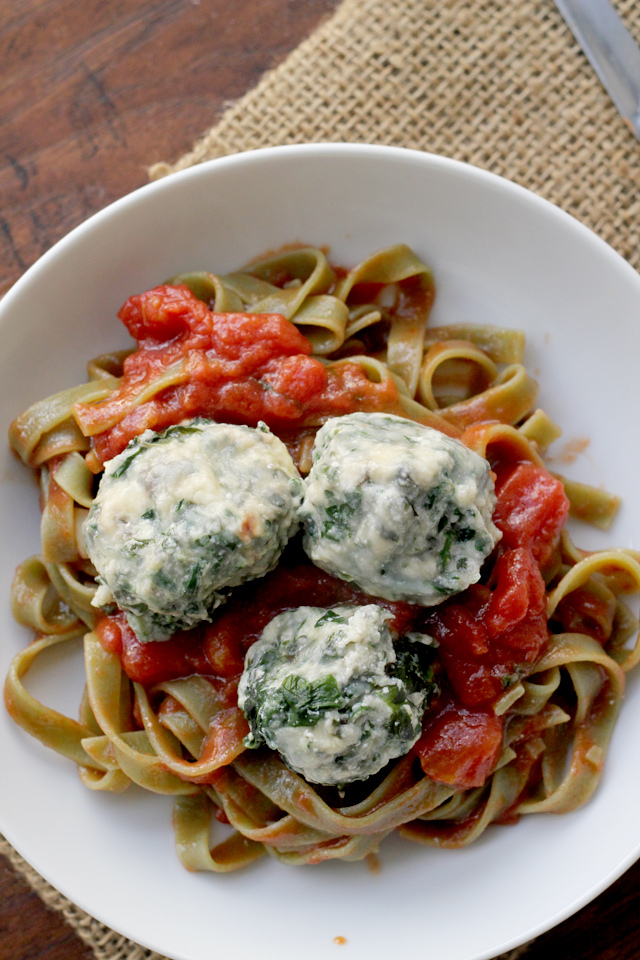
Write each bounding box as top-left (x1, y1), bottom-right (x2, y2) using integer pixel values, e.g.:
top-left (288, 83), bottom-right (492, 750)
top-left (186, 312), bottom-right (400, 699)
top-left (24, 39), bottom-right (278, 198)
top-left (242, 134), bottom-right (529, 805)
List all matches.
top-left (238, 604), bottom-right (436, 785)
top-left (299, 412), bottom-right (501, 605)
top-left (85, 419), bottom-right (303, 642)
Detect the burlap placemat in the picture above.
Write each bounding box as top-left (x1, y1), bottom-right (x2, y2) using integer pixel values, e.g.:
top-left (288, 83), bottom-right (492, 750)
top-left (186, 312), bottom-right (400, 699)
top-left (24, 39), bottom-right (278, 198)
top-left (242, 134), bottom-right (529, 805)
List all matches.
top-left (0, 835), bottom-right (165, 960)
top-left (4, 0), bottom-right (640, 957)
top-left (150, 0), bottom-right (640, 272)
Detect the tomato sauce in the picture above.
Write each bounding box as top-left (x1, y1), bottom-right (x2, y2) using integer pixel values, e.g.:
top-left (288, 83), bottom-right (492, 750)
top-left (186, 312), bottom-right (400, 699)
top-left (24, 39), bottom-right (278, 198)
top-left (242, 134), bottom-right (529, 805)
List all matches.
top-left (89, 285), bottom-right (571, 792)
top-left (492, 460), bottom-right (569, 568)
top-left (415, 695), bottom-right (504, 789)
top-left (73, 285), bottom-right (414, 467)
top-left (96, 545), bottom-right (422, 687)
top-left (419, 546), bottom-right (549, 708)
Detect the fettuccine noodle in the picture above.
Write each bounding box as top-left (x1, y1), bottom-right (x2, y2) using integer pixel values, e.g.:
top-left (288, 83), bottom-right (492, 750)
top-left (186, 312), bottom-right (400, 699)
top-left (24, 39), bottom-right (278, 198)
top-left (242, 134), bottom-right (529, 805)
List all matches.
top-left (5, 244), bottom-right (638, 872)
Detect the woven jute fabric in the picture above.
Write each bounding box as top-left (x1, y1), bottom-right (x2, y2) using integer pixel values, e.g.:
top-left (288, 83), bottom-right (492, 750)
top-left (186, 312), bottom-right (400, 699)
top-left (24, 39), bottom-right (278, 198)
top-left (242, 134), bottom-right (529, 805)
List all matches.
top-left (151, 0), bottom-right (640, 272)
top-left (0, 835), bottom-right (165, 959)
top-left (4, 1), bottom-right (639, 958)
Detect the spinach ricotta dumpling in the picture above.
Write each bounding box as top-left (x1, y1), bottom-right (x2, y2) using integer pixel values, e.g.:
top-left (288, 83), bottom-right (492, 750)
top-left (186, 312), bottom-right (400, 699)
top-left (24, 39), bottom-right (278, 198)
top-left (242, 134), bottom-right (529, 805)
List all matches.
top-left (238, 603), bottom-right (437, 785)
top-left (85, 419), bottom-right (303, 642)
top-left (299, 412), bottom-right (501, 605)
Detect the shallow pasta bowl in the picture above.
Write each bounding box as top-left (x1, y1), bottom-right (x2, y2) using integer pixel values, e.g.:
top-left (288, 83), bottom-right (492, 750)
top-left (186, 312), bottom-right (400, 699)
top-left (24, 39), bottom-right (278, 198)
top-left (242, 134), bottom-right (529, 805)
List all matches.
top-left (1, 143), bottom-right (640, 960)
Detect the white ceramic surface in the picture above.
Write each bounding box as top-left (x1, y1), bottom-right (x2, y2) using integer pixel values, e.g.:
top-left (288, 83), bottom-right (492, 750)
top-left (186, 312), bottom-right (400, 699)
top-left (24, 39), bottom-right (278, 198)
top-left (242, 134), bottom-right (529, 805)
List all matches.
top-left (1, 144), bottom-right (639, 960)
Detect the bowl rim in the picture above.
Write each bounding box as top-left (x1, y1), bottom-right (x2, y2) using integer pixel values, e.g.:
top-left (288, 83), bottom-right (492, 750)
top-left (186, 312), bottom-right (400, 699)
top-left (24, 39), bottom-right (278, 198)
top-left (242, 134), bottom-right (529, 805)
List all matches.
top-left (3, 142), bottom-right (638, 315)
top-left (2, 141), bottom-right (640, 960)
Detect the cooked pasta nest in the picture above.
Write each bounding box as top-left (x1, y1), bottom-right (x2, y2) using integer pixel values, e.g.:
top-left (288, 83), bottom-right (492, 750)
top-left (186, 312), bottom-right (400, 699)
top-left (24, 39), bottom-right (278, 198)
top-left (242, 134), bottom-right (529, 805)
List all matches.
top-left (5, 244), bottom-right (640, 871)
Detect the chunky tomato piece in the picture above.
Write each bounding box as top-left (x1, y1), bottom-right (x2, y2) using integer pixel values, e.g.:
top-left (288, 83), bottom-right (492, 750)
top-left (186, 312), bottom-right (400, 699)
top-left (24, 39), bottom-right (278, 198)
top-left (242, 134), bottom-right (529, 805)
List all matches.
top-left (427, 586), bottom-right (491, 660)
top-left (423, 547), bottom-right (548, 706)
top-left (203, 623), bottom-right (247, 678)
top-left (119, 284), bottom-right (211, 341)
top-left (96, 613), bottom-right (212, 685)
top-left (437, 656), bottom-right (504, 707)
top-left (493, 461), bottom-right (569, 567)
top-left (415, 696), bottom-right (504, 788)
top-left (484, 547), bottom-right (547, 655)
top-left (262, 353), bottom-right (327, 403)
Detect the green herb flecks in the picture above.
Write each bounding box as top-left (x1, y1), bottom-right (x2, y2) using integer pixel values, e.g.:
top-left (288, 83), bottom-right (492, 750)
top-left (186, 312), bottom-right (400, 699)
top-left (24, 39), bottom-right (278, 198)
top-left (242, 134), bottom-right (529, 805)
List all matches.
top-left (439, 533), bottom-right (452, 571)
top-left (247, 674), bottom-right (345, 737)
top-left (315, 610), bottom-right (347, 627)
top-left (111, 446), bottom-right (145, 478)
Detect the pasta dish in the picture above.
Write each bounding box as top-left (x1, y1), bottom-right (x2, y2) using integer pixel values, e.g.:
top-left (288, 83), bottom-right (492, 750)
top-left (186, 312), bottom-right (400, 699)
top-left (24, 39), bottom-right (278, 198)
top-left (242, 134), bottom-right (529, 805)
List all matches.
top-left (5, 244), bottom-right (640, 872)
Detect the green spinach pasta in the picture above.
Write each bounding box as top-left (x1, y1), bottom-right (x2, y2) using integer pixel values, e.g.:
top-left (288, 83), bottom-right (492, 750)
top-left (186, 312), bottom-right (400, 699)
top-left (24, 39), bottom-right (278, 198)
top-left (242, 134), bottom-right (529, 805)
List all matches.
top-left (5, 244), bottom-right (640, 872)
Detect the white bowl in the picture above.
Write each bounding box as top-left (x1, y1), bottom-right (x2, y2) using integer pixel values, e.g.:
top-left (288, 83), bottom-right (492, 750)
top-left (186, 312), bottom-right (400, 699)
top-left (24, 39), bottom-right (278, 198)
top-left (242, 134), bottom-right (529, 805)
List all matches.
top-left (1, 144), bottom-right (639, 960)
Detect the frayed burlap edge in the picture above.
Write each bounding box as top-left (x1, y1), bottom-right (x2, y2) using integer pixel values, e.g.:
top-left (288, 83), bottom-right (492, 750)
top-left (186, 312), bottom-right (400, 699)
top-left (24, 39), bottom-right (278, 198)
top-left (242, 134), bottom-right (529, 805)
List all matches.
top-left (8, 0), bottom-right (640, 956)
top-left (0, 835), bottom-right (167, 960)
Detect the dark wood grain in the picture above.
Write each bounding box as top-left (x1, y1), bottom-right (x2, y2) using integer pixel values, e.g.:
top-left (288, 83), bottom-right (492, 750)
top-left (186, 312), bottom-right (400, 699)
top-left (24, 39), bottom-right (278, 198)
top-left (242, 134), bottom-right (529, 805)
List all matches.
top-left (0, 854), bottom-right (93, 960)
top-left (1, 2), bottom-right (640, 960)
top-left (0, 1), bottom-right (342, 957)
top-left (526, 858), bottom-right (640, 960)
top-left (0, 0), bottom-right (340, 296)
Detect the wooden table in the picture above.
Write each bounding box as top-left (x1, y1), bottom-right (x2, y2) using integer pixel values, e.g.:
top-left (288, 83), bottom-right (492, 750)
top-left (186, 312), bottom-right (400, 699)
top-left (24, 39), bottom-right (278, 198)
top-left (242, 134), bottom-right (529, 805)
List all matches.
top-left (1, 2), bottom-right (639, 958)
